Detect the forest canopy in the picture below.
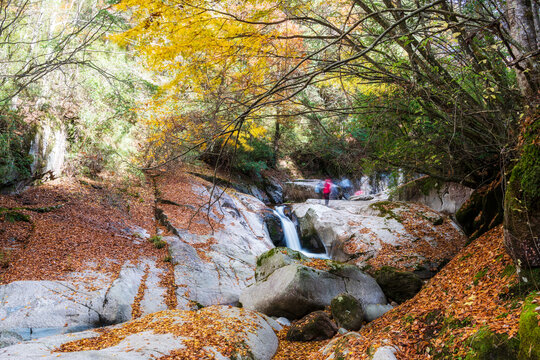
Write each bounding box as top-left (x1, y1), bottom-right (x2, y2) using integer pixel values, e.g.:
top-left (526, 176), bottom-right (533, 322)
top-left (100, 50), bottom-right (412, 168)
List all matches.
top-left (113, 0), bottom-right (537, 187)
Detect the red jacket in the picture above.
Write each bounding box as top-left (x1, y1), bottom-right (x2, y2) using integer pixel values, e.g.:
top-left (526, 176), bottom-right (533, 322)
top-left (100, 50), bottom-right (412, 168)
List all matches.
top-left (323, 180), bottom-right (331, 194)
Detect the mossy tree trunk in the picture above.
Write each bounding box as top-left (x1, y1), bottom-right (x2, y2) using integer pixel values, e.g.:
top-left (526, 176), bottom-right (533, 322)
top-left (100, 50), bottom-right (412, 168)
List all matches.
top-left (503, 111), bottom-right (540, 269)
top-left (503, 0), bottom-right (540, 271)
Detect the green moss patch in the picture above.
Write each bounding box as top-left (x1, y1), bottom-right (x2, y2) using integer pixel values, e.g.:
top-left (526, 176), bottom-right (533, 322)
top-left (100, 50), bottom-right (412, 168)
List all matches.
top-left (370, 201), bottom-right (403, 223)
top-left (464, 327), bottom-right (519, 360)
top-left (518, 293), bottom-right (540, 360)
top-left (0, 208), bottom-right (30, 223)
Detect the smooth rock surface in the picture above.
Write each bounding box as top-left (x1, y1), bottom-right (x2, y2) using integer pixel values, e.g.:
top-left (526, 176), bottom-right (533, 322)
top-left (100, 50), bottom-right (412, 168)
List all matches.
top-left (100, 262), bottom-right (145, 324)
top-left (0, 259), bottom-right (167, 342)
top-left (0, 279), bottom-right (106, 341)
top-left (364, 304), bottom-right (394, 322)
top-left (157, 183), bottom-right (274, 308)
top-left (0, 306), bottom-right (279, 360)
top-left (240, 261), bottom-right (386, 319)
top-left (255, 247), bottom-right (307, 281)
top-left (331, 293), bottom-right (364, 331)
top-left (293, 200), bottom-right (466, 271)
top-left (372, 346), bottom-right (398, 360)
top-left (390, 176), bottom-right (473, 216)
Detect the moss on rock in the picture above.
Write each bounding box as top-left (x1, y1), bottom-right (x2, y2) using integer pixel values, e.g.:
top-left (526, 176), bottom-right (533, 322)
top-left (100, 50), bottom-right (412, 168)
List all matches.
top-left (255, 247), bottom-right (307, 281)
top-left (330, 293), bottom-right (364, 331)
top-left (0, 209), bottom-right (30, 223)
top-left (464, 327), bottom-right (519, 360)
top-left (518, 293), bottom-right (540, 360)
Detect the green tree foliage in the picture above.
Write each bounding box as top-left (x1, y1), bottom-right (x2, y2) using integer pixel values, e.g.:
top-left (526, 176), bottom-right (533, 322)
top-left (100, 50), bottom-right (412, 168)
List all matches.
top-left (0, 0), bottom-right (154, 186)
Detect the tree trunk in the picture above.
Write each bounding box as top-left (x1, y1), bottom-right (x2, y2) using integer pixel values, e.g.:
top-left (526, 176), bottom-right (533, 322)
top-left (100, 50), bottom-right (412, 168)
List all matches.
top-left (507, 0), bottom-right (540, 98)
top-left (503, 0), bottom-right (540, 270)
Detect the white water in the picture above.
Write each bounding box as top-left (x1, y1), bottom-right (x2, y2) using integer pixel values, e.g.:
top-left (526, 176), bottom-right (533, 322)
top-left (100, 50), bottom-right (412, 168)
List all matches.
top-left (273, 206), bottom-right (329, 259)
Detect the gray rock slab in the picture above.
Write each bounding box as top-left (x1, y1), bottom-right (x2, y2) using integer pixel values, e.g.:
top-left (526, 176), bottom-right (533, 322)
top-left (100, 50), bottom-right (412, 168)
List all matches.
top-left (240, 263), bottom-right (386, 319)
top-left (372, 346), bottom-right (398, 360)
top-left (364, 304), bottom-right (394, 322)
top-left (0, 306), bottom-right (278, 360)
top-left (140, 261), bottom-right (167, 315)
top-left (161, 187), bottom-right (274, 308)
top-left (0, 280), bottom-right (105, 341)
top-left (100, 262), bottom-right (144, 325)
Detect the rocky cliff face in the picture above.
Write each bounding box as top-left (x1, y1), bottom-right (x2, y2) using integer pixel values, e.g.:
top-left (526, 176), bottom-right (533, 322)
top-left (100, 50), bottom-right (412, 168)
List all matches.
top-left (1, 118), bottom-right (67, 193)
top-left (390, 176), bottom-right (473, 217)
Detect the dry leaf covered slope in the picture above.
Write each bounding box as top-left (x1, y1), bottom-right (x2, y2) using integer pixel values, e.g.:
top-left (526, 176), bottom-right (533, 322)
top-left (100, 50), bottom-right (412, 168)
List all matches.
top-left (309, 225), bottom-right (538, 360)
top-left (0, 168), bottom-right (275, 350)
top-left (0, 178), bottom-right (176, 343)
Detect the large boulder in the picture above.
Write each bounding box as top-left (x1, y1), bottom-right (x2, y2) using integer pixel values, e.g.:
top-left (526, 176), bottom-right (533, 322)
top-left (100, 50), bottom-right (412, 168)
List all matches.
top-left (240, 249), bottom-right (386, 319)
top-left (374, 267), bottom-right (423, 304)
top-left (0, 306), bottom-right (279, 360)
top-left (286, 311), bottom-right (337, 342)
top-left (390, 176), bottom-right (473, 216)
top-left (255, 247), bottom-right (307, 281)
top-left (330, 293), bottom-right (364, 331)
top-left (156, 173), bottom-right (274, 308)
top-left (293, 200), bottom-right (466, 273)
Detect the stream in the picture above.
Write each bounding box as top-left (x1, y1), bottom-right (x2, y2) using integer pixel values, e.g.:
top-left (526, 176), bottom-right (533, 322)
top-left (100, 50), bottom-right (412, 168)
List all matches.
top-left (273, 205), bottom-right (329, 259)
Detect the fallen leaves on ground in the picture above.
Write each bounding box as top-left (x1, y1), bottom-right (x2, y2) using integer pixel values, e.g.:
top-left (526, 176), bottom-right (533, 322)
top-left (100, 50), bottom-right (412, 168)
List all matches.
top-left (310, 225), bottom-right (523, 359)
top-left (0, 177), bottom-right (173, 295)
top-left (273, 327), bottom-right (330, 360)
top-left (347, 202), bottom-right (467, 272)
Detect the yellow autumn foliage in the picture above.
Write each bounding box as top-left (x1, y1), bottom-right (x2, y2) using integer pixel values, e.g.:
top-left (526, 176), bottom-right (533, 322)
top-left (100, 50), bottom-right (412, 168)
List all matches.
top-left (114, 0), bottom-right (308, 161)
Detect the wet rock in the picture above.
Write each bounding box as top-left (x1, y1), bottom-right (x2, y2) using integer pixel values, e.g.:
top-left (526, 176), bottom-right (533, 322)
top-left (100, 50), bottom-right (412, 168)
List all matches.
top-left (263, 212), bottom-right (285, 247)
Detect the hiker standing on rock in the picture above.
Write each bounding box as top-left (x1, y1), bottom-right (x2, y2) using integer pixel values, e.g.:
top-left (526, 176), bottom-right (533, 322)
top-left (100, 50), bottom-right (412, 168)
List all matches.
top-left (323, 178), bottom-right (332, 206)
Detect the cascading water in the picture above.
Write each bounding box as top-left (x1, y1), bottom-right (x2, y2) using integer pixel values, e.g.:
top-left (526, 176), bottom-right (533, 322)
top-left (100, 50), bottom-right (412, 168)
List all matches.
top-left (273, 206), bottom-right (329, 259)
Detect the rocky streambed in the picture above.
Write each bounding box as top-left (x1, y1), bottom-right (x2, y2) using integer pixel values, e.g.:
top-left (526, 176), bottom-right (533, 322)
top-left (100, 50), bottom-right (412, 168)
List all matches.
top-left (0, 171), bottom-right (471, 359)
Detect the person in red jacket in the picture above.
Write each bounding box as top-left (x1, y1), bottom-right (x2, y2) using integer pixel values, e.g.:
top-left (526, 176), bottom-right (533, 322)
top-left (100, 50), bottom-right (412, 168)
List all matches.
top-left (323, 178), bottom-right (332, 206)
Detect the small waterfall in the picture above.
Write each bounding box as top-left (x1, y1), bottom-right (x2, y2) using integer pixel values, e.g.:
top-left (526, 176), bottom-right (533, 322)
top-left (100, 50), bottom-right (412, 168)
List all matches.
top-left (273, 206), bottom-right (329, 259)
